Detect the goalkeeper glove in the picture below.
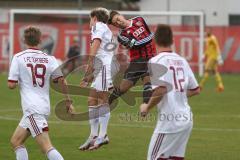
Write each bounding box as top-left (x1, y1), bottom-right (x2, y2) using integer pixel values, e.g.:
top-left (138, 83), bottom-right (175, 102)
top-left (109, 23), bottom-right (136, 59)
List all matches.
top-left (217, 54), bottom-right (224, 65)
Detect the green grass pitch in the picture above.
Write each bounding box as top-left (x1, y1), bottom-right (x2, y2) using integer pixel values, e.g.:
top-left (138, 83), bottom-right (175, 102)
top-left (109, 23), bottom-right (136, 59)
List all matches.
top-left (0, 73), bottom-right (240, 160)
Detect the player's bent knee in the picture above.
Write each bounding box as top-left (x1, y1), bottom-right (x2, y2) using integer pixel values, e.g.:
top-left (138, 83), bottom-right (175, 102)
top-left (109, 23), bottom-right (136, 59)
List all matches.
top-left (39, 142), bottom-right (53, 154)
top-left (43, 146), bottom-right (53, 154)
top-left (10, 136), bottom-right (23, 148)
top-left (35, 132), bottom-right (53, 154)
top-left (10, 137), bottom-right (17, 148)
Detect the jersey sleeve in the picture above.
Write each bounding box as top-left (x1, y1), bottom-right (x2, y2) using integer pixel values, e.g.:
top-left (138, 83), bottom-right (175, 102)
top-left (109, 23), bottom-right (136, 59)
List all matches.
top-left (186, 61), bottom-right (199, 90)
top-left (117, 31), bottom-right (130, 46)
top-left (134, 33), bottom-right (154, 46)
top-left (50, 56), bottom-right (63, 82)
top-left (91, 23), bottom-right (105, 41)
top-left (8, 56), bottom-right (19, 82)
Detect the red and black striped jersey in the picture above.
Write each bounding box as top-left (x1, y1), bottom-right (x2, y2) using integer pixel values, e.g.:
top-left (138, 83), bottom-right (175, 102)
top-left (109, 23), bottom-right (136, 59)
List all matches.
top-left (118, 16), bottom-right (156, 61)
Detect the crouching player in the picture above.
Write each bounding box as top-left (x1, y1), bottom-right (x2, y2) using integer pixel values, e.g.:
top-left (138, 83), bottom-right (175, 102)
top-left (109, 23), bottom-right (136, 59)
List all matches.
top-left (8, 26), bottom-right (74, 160)
top-left (140, 24), bottom-right (200, 160)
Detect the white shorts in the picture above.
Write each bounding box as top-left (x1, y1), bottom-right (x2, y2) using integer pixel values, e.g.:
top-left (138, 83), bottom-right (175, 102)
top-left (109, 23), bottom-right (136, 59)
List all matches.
top-left (91, 64), bottom-right (113, 92)
top-left (147, 125), bottom-right (192, 160)
top-left (19, 114), bottom-right (49, 138)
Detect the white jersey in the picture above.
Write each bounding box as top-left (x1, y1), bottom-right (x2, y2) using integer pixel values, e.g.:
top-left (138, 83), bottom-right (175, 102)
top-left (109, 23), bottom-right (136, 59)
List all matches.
top-left (91, 22), bottom-right (113, 65)
top-left (8, 48), bottom-right (62, 117)
top-left (148, 52), bottom-right (199, 133)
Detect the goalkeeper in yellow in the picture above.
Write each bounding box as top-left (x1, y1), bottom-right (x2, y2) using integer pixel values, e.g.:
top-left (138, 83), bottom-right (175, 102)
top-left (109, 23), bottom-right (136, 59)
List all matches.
top-left (199, 31), bottom-right (224, 92)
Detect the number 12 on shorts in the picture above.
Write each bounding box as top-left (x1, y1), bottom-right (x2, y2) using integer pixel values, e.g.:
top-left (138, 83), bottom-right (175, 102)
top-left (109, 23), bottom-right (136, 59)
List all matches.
top-left (27, 63), bottom-right (46, 87)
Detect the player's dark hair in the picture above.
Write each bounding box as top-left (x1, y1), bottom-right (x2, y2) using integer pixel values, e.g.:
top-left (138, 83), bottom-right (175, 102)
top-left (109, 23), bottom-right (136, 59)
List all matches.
top-left (154, 24), bottom-right (173, 47)
top-left (108, 10), bottom-right (120, 24)
top-left (24, 26), bottom-right (41, 46)
top-left (90, 7), bottom-right (109, 24)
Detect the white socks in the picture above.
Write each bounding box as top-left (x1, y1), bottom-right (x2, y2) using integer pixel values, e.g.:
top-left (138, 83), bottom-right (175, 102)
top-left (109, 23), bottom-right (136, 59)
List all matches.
top-left (98, 104), bottom-right (110, 138)
top-left (15, 146), bottom-right (63, 160)
top-left (89, 104), bottom-right (110, 138)
top-left (47, 148), bottom-right (64, 160)
top-left (15, 146), bottom-right (28, 160)
top-left (89, 106), bottom-right (99, 137)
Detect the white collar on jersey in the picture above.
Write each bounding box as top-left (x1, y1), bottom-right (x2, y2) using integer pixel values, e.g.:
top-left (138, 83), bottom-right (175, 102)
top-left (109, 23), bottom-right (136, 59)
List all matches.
top-left (126, 20), bottom-right (133, 29)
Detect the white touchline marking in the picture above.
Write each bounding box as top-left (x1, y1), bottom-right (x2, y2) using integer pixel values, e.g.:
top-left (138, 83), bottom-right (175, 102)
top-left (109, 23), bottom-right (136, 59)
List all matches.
top-left (0, 115), bottom-right (240, 132)
top-left (0, 108), bottom-right (22, 112)
top-left (1, 108), bottom-right (240, 118)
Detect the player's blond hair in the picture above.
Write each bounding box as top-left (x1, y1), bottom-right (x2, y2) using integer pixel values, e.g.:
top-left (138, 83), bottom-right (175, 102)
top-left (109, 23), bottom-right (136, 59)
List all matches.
top-left (90, 7), bottom-right (110, 24)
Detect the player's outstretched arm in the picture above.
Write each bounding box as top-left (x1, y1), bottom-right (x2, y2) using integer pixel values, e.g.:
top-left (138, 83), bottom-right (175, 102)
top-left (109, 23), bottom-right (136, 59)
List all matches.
top-left (140, 86), bottom-right (167, 117)
top-left (55, 77), bottom-right (74, 113)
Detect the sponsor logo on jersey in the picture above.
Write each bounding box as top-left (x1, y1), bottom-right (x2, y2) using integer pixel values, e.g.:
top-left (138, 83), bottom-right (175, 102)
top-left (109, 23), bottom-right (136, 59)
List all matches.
top-left (133, 26), bottom-right (145, 37)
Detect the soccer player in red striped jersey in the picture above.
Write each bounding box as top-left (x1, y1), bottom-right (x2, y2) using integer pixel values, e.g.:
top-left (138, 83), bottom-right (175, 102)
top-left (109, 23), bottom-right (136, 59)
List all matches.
top-left (8, 26), bottom-right (73, 160)
top-left (108, 10), bottom-right (156, 105)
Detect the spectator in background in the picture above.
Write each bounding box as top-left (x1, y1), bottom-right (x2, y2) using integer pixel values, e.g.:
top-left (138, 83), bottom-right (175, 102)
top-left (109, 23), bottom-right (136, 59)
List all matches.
top-left (199, 31), bottom-right (224, 92)
top-left (65, 37), bottom-right (80, 73)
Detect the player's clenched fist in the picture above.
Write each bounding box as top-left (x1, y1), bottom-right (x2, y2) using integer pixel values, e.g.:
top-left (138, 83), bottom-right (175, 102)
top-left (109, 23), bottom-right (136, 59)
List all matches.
top-left (65, 100), bottom-right (75, 114)
top-left (140, 103), bottom-right (149, 117)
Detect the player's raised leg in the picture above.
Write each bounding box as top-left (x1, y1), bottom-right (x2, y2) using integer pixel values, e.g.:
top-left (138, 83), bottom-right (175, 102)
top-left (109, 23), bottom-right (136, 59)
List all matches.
top-left (142, 70), bottom-right (153, 104)
top-left (10, 126), bottom-right (30, 160)
top-left (108, 79), bottom-right (133, 105)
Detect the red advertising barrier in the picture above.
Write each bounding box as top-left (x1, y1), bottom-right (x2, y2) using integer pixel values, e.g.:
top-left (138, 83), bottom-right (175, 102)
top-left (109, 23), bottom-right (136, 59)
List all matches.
top-left (0, 23), bottom-right (9, 71)
top-left (1, 22), bottom-right (240, 73)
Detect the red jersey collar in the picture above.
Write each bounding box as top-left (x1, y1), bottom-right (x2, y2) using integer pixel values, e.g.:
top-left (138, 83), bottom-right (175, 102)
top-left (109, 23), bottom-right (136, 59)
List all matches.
top-left (159, 50), bottom-right (173, 53)
top-left (28, 47), bottom-right (40, 50)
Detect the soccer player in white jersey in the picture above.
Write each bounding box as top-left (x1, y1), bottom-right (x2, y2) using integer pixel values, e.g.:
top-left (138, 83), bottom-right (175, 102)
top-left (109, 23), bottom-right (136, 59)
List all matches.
top-left (79, 7), bottom-right (114, 150)
top-left (140, 24), bottom-right (200, 160)
top-left (8, 26), bottom-right (74, 160)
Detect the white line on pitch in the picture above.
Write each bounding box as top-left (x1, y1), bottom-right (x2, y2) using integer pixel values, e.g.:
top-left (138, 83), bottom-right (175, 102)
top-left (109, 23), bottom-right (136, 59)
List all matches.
top-left (0, 116), bottom-right (240, 132)
top-left (1, 108), bottom-right (240, 118)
